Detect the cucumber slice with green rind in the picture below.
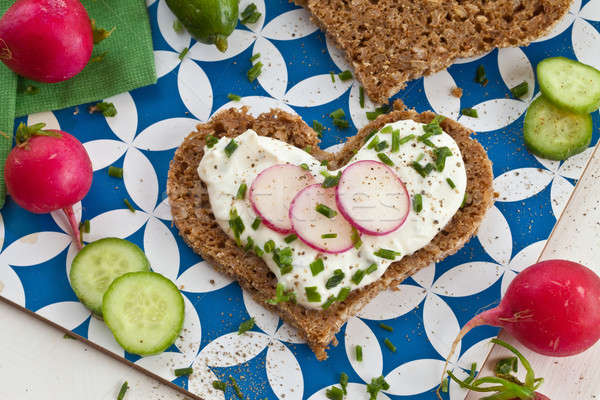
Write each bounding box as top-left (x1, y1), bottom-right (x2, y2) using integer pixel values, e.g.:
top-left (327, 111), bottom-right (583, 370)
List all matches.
top-left (537, 57), bottom-right (600, 114)
top-left (524, 96), bottom-right (592, 161)
top-left (70, 238), bottom-right (150, 316)
top-left (102, 271), bottom-right (184, 356)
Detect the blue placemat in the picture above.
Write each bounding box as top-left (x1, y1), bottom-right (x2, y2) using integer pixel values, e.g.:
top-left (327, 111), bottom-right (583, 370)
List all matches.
top-left (1, 0), bottom-right (599, 399)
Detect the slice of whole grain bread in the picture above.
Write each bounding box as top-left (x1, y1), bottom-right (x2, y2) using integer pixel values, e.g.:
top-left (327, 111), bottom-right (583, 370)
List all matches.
top-left (167, 102), bottom-right (494, 360)
top-left (294, 0), bottom-right (571, 103)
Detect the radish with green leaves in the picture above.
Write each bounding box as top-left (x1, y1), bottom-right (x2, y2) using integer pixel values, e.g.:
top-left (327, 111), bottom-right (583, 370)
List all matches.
top-left (0, 0), bottom-right (93, 82)
top-left (440, 259), bottom-right (600, 396)
top-left (4, 123), bottom-right (93, 249)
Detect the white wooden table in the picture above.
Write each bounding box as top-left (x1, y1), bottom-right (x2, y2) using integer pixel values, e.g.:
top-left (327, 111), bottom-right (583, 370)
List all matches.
top-left (1, 145), bottom-right (598, 400)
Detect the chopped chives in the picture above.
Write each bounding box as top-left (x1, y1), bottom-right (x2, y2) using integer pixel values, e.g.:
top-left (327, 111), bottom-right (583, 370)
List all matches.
top-left (338, 70), bottom-right (353, 81)
top-left (461, 107), bottom-right (478, 118)
top-left (228, 93), bottom-right (242, 101)
top-left (332, 118), bottom-right (349, 129)
top-left (236, 183), bottom-right (247, 199)
top-left (238, 318), bottom-right (255, 335)
top-left (374, 140), bottom-right (388, 151)
top-left (374, 248), bottom-right (401, 260)
top-left (264, 239), bottom-right (275, 253)
top-left (384, 338), bottom-right (397, 352)
top-left (475, 65), bottom-right (487, 85)
top-left (251, 217), bottom-right (261, 230)
top-left (321, 295), bottom-right (336, 310)
top-left (229, 208), bottom-right (245, 240)
top-left (413, 194), bottom-right (423, 213)
top-left (340, 372), bottom-right (349, 395)
top-left (416, 153), bottom-right (425, 162)
top-left (240, 3), bottom-right (261, 24)
top-left (253, 245), bottom-right (264, 257)
top-left (321, 233), bottom-right (338, 239)
top-left (329, 108), bottom-right (345, 119)
top-left (322, 171), bottom-right (342, 188)
top-left (421, 138), bottom-right (436, 147)
top-left (273, 247), bottom-right (293, 274)
top-left (247, 61), bottom-right (263, 82)
top-left (300, 163), bottom-right (309, 170)
top-left (266, 283), bottom-right (295, 305)
top-left (446, 178), bottom-right (456, 189)
top-left (367, 135), bottom-right (380, 149)
top-left (310, 258), bottom-right (324, 276)
top-left (359, 87), bottom-right (365, 108)
top-left (326, 386), bottom-right (344, 400)
top-left (79, 219), bottom-right (90, 234)
top-left (178, 47), bottom-right (189, 60)
top-left (305, 286), bottom-right (322, 302)
top-left (398, 134), bottom-right (415, 145)
top-left (90, 101), bottom-right (117, 117)
top-left (510, 81), bottom-right (529, 99)
top-left (351, 269), bottom-right (365, 285)
top-left (365, 130), bottom-right (377, 141)
top-left (367, 376), bottom-right (390, 399)
top-left (212, 380), bottom-right (227, 392)
top-left (330, 71), bottom-right (335, 82)
top-left (380, 125), bottom-right (393, 134)
top-left (325, 269), bottom-right (345, 289)
top-left (229, 375), bottom-right (244, 399)
top-left (108, 166), bottom-right (123, 179)
top-left (224, 139), bottom-right (238, 157)
top-left (174, 367), bottom-right (193, 376)
top-left (316, 203), bottom-right (337, 218)
top-left (391, 130), bottom-right (400, 152)
top-left (379, 323), bottom-right (393, 332)
top-left (206, 134), bottom-right (218, 148)
top-left (321, 160), bottom-right (329, 166)
top-left (245, 236), bottom-right (255, 252)
top-left (284, 234), bottom-right (297, 243)
top-left (337, 287), bottom-right (350, 302)
top-left (365, 111), bottom-right (380, 120)
top-left (355, 345), bottom-right (363, 361)
top-left (249, 52), bottom-right (261, 62)
top-left (351, 227), bottom-right (362, 249)
top-left (304, 145), bottom-right (312, 153)
top-left (365, 263), bottom-right (377, 274)
top-left (461, 193), bottom-right (468, 208)
top-left (312, 120), bottom-right (324, 137)
top-left (433, 146), bottom-right (453, 172)
top-left (411, 161), bottom-right (435, 177)
top-left (117, 382), bottom-right (129, 400)
top-left (377, 153), bottom-right (394, 166)
top-left (123, 198), bottom-right (135, 213)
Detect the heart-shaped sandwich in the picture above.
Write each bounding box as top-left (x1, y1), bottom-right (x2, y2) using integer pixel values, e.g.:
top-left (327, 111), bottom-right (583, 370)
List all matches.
top-left (167, 101), bottom-right (494, 359)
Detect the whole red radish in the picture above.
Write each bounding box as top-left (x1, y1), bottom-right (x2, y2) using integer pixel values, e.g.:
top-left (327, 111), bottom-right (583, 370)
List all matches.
top-left (5, 123), bottom-right (93, 249)
top-left (0, 0), bottom-right (93, 83)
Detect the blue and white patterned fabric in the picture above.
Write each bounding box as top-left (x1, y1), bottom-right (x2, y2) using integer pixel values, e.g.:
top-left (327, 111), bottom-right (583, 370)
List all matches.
top-left (1, 0), bottom-right (599, 398)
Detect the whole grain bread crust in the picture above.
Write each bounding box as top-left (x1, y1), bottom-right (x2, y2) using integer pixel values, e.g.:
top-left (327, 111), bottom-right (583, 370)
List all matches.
top-left (295, 0), bottom-right (571, 103)
top-left (167, 102), bottom-right (494, 359)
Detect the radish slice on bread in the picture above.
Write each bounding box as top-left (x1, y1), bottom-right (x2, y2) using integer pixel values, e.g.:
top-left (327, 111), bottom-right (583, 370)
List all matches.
top-left (336, 160), bottom-right (410, 236)
top-left (249, 164), bottom-right (315, 234)
top-left (289, 184), bottom-right (355, 254)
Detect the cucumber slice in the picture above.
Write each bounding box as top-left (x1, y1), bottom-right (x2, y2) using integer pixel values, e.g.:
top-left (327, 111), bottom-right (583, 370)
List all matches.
top-left (70, 238), bottom-right (150, 316)
top-left (524, 96), bottom-right (592, 161)
top-left (537, 57), bottom-right (600, 114)
top-left (102, 271), bottom-right (184, 356)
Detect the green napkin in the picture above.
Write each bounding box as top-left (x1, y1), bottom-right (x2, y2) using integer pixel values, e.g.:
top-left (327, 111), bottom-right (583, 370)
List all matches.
top-left (0, 0), bottom-right (157, 208)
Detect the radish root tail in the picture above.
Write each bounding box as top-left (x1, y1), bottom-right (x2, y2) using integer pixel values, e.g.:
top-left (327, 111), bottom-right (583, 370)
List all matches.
top-left (63, 206), bottom-right (82, 250)
top-left (436, 307), bottom-right (503, 399)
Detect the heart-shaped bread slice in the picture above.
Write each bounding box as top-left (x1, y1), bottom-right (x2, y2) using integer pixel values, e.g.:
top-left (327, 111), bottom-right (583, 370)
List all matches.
top-left (167, 101), bottom-right (494, 359)
top-left (295, 0), bottom-right (571, 103)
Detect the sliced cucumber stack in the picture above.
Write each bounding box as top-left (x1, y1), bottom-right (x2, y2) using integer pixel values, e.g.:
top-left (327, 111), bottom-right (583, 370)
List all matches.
top-left (524, 96), bottom-right (592, 160)
top-left (103, 271), bottom-right (184, 356)
top-left (70, 238), bottom-right (150, 316)
top-left (523, 57), bottom-right (599, 161)
top-left (537, 57), bottom-right (600, 114)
